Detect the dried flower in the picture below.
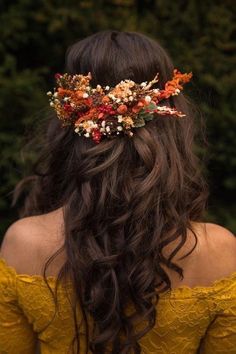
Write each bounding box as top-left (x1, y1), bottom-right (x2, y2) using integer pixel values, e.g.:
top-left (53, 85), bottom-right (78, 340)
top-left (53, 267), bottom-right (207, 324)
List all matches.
top-left (117, 104), bottom-right (128, 114)
top-left (48, 69), bottom-right (192, 143)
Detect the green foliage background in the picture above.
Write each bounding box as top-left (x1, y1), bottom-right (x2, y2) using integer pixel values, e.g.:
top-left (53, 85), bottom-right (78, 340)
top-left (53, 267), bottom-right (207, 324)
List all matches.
top-left (0, 0), bottom-right (235, 238)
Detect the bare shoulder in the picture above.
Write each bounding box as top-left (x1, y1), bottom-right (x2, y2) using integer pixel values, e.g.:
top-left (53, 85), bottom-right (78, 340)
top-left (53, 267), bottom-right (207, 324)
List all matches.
top-left (194, 222), bottom-right (236, 279)
top-left (0, 209), bottom-right (65, 275)
top-left (1, 216), bottom-right (41, 251)
top-left (0, 216), bottom-right (47, 273)
top-left (164, 222), bottom-right (236, 288)
top-left (203, 222), bottom-right (235, 248)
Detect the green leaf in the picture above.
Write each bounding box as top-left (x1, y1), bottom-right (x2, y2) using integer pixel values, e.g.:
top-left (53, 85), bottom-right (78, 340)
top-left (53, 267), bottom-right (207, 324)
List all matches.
top-left (146, 102), bottom-right (158, 111)
top-left (143, 113), bottom-right (154, 121)
top-left (139, 103), bottom-right (157, 122)
top-left (133, 116), bottom-right (145, 127)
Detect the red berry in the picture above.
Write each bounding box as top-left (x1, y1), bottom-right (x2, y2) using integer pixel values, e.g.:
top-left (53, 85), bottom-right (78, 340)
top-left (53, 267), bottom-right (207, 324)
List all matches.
top-left (64, 104), bottom-right (72, 112)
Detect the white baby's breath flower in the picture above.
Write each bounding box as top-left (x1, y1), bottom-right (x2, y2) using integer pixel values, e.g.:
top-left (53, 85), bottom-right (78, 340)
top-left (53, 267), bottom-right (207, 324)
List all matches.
top-left (96, 85), bottom-right (101, 90)
top-left (106, 126), bottom-right (111, 132)
top-left (47, 91), bottom-right (52, 96)
top-left (101, 120), bottom-right (106, 127)
top-left (118, 115), bottom-right (123, 123)
top-left (172, 88), bottom-right (181, 96)
top-left (105, 86), bottom-right (110, 90)
top-left (129, 96), bottom-right (134, 101)
top-left (117, 126), bottom-right (123, 131)
top-left (84, 132), bottom-right (90, 138)
top-left (108, 94), bottom-right (115, 101)
top-left (145, 95), bottom-right (152, 103)
top-left (83, 93), bottom-right (89, 98)
top-left (64, 97), bottom-right (70, 102)
top-left (141, 82), bottom-right (147, 87)
top-left (75, 127), bottom-right (80, 133)
top-left (50, 102), bottom-right (54, 107)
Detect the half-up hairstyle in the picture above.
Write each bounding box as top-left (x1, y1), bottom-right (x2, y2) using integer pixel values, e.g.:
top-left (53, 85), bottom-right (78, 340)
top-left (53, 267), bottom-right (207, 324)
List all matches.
top-left (14, 30), bottom-right (208, 353)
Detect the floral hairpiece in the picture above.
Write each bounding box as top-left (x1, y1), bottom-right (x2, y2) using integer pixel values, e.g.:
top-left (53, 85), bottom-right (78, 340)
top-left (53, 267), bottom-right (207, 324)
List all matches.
top-left (47, 69), bottom-right (192, 143)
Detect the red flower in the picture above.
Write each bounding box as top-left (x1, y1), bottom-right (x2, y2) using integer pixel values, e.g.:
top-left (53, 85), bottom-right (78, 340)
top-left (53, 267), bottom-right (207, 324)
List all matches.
top-left (102, 96), bottom-right (110, 103)
top-left (55, 73), bottom-right (62, 80)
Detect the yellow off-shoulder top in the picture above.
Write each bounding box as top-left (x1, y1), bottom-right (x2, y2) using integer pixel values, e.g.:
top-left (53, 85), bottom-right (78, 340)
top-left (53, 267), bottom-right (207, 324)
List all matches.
top-left (0, 257), bottom-right (236, 354)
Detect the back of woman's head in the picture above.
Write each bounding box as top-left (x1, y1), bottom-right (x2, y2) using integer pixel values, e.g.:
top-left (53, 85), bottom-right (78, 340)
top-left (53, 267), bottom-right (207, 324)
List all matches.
top-left (17, 30), bottom-right (208, 353)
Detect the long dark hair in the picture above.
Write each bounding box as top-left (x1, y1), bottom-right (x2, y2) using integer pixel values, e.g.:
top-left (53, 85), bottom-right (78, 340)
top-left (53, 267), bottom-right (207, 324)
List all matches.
top-left (14, 30), bottom-right (208, 353)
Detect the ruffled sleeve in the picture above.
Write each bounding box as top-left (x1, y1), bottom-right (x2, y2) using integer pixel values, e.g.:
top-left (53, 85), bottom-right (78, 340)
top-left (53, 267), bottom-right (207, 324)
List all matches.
top-left (0, 258), bottom-right (37, 354)
top-left (199, 273), bottom-right (236, 353)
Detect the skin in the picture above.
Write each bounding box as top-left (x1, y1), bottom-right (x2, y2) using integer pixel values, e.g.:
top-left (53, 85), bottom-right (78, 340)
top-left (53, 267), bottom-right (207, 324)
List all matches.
top-left (0, 208), bottom-right (236, 289)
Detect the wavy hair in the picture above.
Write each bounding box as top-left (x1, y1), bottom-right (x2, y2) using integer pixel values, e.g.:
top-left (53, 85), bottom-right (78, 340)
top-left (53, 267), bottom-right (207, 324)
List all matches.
top-left (14, 30), bottom-right (208, 353)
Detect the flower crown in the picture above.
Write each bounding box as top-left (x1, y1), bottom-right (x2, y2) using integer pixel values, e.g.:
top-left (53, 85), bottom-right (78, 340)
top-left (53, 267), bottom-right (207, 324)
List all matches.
top-left (47, 69), bottom-right (192, 143)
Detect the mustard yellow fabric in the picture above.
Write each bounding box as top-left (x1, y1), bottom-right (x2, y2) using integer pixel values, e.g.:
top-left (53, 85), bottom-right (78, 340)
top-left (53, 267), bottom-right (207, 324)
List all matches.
top-left (0, 257), bottom-right (236, 354)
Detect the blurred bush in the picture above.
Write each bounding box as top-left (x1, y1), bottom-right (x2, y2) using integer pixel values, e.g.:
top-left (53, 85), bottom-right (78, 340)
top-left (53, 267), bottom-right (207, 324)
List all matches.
top-left (0, 0), bottom-right (235, 238)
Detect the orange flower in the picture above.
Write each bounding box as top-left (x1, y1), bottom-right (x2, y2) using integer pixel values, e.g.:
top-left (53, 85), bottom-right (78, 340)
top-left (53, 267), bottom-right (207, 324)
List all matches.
top-left (159, 70), bottom-right (192, 100)
top-left (132, 99), bottom-right (147, 113)
top-left (173, 69), bottom-right (192, 83)
top-left (57, 88), bottom-right (73, 96)
top-left (75, 90), bottom-right (84, 98)
top-left (74, 108), bottom-right (97, 125)
top-left (102, 96), bottom-right (110, 103)
top-left (117, 104), bottom-right (128, 114)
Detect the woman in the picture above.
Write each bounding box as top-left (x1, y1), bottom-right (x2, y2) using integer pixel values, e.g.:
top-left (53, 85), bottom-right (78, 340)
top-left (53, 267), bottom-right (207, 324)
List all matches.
top-left (0, 30), bottom-right (235, 354)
